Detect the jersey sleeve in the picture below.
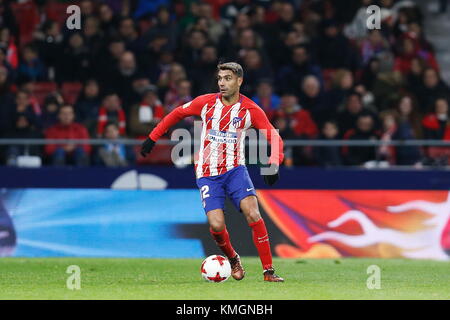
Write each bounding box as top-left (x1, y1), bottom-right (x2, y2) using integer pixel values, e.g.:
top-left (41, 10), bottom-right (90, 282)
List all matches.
top-left (248, 104), bottom-right (285, 165)
top-left (149, 94), bottom-right (212, 141)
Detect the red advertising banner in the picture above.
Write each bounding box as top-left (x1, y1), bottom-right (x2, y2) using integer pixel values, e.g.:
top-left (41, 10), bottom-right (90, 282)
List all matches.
top-left (258, 190), bottom-right (450, 260)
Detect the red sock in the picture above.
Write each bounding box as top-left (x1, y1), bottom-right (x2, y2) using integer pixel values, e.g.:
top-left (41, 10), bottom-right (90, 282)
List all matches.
top-left (249, 218), bottom-right (273, 271)
top-left (210, 227), bottom-right (237, 259)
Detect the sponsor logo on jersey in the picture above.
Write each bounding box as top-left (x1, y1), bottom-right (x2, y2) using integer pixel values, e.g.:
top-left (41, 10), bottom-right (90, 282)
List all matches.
top-left (207, 129), bottom-right (238, 144)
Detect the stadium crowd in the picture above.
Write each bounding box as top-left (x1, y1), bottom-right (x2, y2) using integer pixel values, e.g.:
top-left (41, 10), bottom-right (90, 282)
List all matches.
top-left (0, 0), bottom-right (449, 167)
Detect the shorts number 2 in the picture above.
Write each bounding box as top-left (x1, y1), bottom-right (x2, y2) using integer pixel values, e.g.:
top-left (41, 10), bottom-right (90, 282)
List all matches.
top-left (201, 185), bottom-right (210, 199)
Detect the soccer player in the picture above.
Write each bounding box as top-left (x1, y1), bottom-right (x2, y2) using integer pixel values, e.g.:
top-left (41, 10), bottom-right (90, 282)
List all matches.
top-left (141, 62), bottom-right (284, 282)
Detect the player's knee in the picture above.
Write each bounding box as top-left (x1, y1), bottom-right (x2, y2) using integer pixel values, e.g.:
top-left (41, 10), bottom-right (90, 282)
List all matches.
top-left (207, 209), bottom-right (225, 232)
top-left (246, 209), bottom-right (261, 223)
top-left (209, 220), bottom-right (225, 232)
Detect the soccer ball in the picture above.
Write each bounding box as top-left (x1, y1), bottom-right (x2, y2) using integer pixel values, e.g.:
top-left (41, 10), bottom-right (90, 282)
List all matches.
top-left (200, 255), bottom-right (231, 283)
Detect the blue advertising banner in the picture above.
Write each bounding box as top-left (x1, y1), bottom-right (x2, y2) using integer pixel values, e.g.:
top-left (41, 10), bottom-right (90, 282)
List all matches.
top-left (2, 189), bottom-right (207, 257)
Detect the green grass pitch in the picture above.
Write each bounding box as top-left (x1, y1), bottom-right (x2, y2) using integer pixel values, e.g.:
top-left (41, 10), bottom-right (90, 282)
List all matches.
top-left (0, 257), bottom-right (449, 300)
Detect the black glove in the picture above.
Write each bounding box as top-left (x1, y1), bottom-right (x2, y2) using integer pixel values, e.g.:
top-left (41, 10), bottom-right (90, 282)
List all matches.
top-left (140, 138), bottom-right (155, 157)
top-left (262, 165), bottom-right (280, 186)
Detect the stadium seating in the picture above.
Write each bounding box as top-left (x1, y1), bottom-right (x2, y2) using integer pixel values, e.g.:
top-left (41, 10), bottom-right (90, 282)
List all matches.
top-left (31, 81), bottom-right (58, 106)
top-left (61, 82), bottom-right (83, 105)
top-left (44, 1), bottom-right (74, 26)
top-left (10, 1), bottom-right (40, 47)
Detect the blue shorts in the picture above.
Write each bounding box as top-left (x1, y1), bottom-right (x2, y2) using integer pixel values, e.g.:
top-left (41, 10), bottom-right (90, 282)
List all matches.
top-left (196, 165), bottom-right (257, 214)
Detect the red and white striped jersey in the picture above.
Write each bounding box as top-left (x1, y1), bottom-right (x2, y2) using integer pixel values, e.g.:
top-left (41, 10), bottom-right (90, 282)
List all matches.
top-left (149, 93), bottom-right (284, 178)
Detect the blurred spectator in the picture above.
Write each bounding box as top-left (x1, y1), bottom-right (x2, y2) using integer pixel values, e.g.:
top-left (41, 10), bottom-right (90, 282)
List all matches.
top-left (252, 79), bottom-right (280, 122)
top-left (240, 49), bottom-right (272, 97)
top-left (422, 97), bottom-right (450, 165)
top-left (157, 62), bottom-right (187, 100)
top-left (0, 1), bottom-right (18, 37)
top-left (82, 16), bottom-right (103, 62)
top-left (60, 32), bottom-right (91, 82)
top-left (313, 19), bottom-right (359, 71)
top-left (395, 94), bottom-right (423, 139)
top-left (220, 0), bottom-right (251, 27)
top-left (19, 81), bottom-right (43, 115)
top-left (180, 29), bottom-right (209, 69)
top-left (326, 69), bottom-right (354, 111)
top-left (133, 0), bottom-right (170, 19)
top-left (128, 75), bottom-right (154, 107)
top-left (336, 92), bottom-right (378, 136)
top-left (44, 105), bottom-right (91, 166)
top-left (394, 37), bottom-right (438, 76)
top-left (272, 27), bottom-right (308, 68)
top-left (343, 114), bottom-right (380, 166)
top-left (392, 7), bottom-right (412, 39)
top-left (41, 93), bottom-right (64, 130)
top-left (0, 65), bottom-right (14, 136)
top-left (189, 45), bottom-right (219, 96)
top-left (103, 0), bottom-right (126, 15)
top-left (2, 90), bottom-right (40, 135)
top-left (118, 17), bottom-right (142, 54)
top-left (0, 27), bottom-right (18, 70)
top-left (371, 70), bottom-right (404, 112)
top-left (404, 22), bottom-right (436, 59)
top-left (140, 32), bottom-right (170, 67)
top-left (228, 28), bottom-right (268, 64)
top-left (0, 63), bottom-right (11, 94)
top-left (354, 84), bottom-right (376, 110)
top-left (75, 79), bottom-right (102, 135)
top-left (96, 122), bottom-right (135, 167)
top-left (387, 100), bottom-right (423, 166)
top-left (177, 1), bottom-right (201, 32)
top-left (378, 110), bottom-right (398, 164)
top-left (128, 85), bottom-right (164, 138)
top-left (17, 44), bottom-right (47, 84)
top-left (0, 46), bottom-right (15, 83)
top-left (422, 97), bottom-right (450, 140)
top-left (95, 37), bottom-right (126, 85)
top-left (97, 93), bottom-right (126, 137)
top-left (33, 20), bottom-right (63, 81)
top-left (145, 49), bottom-right (174, 85)
top-left (98, 3), bottom-right (119, 38)
top-left (272, 114), bottom-right (297, 167)
top-left (165, 79), bottom-right (193, 111)
top-left (406, 57), bottom-right (426, 94)
top-left (143, 6), bottom-right (178, 50)
top-left (313, 121), bottom-right (342, 167)
top-left (79, 0), bottom-right (95, 18)
top-left (360, 29), bottom-right (390, 65)
top-left (231, 12), bottom-right (252, 38)
top-left (197, 2), bottom-right (225, 44)
top-left (4, 112), bottom-right (42, 166)
top-left (276, 45), bottom-right (322, 95)
top-left (278, 93), bottom-right (318, 139)
top-left (416, 68), bottom-right (450, 114)
top-left (274, 2), bottom-right (297, 35)
top-left (298, 75), bottom-right (327, 125)
top-left (249, 6), bottom-right (278, 52)
top-left (109, 51), bottom-right (140, 110)
top-left (278, 93), bottom-right (318, 165)
top-left (360, 57), bottom-right (381, 91)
